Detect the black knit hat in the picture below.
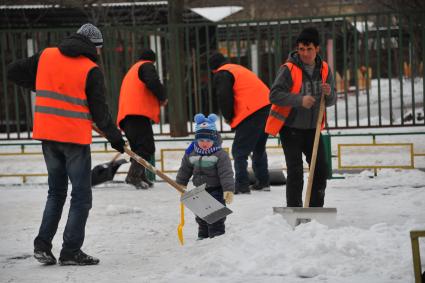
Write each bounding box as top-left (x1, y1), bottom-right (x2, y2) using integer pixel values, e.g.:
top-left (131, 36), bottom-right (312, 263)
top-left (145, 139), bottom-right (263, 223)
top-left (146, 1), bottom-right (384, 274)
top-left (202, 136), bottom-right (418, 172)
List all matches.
top-left (139, 49), bottom-right (156, 61)
top-left (208, 52), bottom-right (227, 70)
top-left (77, 23), bottom-right (103, 48)
top-left (296, 27), bottom-right (320, 46)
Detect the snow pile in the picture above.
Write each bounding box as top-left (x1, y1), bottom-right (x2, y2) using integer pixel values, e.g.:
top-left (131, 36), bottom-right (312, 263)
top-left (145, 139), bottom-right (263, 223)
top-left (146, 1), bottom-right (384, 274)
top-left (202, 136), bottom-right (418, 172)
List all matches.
top-left (164, 216), bottom-right (418, 282)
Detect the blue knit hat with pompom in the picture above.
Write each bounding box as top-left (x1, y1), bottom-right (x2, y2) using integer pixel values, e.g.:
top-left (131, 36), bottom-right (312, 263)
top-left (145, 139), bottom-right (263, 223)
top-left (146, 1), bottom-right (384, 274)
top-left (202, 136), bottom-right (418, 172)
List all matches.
top-left (194, 113), bottom-right (218, 142)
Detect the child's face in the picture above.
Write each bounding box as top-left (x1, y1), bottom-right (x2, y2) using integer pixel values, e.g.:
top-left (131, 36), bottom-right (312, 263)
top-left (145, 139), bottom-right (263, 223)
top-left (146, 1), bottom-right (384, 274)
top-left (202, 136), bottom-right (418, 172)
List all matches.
top-left (197, 139), bottom-right (214, 150)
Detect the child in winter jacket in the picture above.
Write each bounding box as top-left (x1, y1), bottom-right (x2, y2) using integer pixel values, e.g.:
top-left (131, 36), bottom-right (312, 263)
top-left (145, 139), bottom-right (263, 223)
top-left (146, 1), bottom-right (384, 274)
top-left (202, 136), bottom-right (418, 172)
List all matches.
top-left (176, 113), bottom-right (235, 239)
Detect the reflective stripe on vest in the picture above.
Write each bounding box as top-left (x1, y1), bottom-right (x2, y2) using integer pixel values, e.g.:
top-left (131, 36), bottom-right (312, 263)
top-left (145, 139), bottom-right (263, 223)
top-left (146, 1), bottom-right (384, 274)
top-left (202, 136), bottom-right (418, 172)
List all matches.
top-left (33, 47), bottom-right (96, 145)
top-left (117, 60), bottom-right (161, 126)
top-left (265, 61), bottom-right (329, 136)
top-left (216, 64), bottom-right (270, 128)
top-left (35, 105), bottom-right (91, 120)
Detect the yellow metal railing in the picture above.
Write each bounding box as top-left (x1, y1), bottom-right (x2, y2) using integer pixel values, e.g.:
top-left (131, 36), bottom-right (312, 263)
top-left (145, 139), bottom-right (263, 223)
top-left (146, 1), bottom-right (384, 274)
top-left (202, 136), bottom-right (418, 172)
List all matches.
top-left (338, 143), bottom-right (415, 169)
top-left (1, 136), bottom-right (424, 183)
top-left (410, 230), bottom-right (425, 283)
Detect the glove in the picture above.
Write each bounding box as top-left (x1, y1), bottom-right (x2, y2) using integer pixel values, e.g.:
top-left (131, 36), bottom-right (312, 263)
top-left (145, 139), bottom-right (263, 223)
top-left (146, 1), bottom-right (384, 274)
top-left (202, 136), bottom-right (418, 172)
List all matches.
top-left (107, 128), bottom-right (125, 153)
top-left (223, 191), bottom-right (234, 205)
top-left (110, 137), bottom-right (125, 153)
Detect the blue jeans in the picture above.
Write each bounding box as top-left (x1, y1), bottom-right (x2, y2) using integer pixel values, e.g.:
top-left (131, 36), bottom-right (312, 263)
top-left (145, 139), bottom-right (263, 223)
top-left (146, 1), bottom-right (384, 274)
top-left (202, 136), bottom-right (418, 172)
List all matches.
top-left (35, 141), bottom-right (92, 254)
top-left (232, 106), bottom-right (270, 191)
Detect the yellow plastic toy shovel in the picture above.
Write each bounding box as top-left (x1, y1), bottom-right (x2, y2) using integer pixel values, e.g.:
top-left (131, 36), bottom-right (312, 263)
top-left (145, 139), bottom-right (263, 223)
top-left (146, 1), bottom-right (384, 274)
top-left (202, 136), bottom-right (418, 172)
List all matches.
top-left (177, 200), bottom-right (185, 245)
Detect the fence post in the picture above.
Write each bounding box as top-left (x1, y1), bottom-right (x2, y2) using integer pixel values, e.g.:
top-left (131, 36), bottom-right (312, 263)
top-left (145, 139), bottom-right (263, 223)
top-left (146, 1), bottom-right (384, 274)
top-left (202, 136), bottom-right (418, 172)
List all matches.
top-left (410, 230), bottom-right (425, 283)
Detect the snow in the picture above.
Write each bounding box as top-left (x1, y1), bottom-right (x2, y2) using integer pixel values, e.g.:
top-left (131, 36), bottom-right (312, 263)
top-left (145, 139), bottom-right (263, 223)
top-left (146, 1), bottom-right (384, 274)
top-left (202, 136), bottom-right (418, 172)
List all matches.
top-left (1, 166), bottom-right (424, 282)
top-left (1, 77), bottom-right (424, 282)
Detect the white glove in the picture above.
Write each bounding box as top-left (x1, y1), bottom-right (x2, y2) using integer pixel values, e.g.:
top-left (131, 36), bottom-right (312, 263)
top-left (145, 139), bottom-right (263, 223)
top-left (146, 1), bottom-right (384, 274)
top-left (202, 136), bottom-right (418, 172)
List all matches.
top-left (223, 191), bottom-right (234, 205)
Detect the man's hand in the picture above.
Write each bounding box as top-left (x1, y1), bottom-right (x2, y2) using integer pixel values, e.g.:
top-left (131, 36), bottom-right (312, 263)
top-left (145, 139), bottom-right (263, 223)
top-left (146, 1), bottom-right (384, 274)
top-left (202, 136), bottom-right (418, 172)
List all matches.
top-left (110, 137), bottom-right (125, 153)
top-left (160, 99), bottom-right (168, 107)
top-left (302, 96), bottom-right (316, 109)
top-left (322, 83), bottom-right (331, 96)
top-left (223, 191), bottom-right (234, 205)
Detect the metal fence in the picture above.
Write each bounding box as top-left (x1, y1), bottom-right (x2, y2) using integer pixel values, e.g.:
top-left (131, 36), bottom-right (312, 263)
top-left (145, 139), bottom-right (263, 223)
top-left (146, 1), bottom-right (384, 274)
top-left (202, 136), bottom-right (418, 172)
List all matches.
top-left (1, 11), bottom-right (424, 140)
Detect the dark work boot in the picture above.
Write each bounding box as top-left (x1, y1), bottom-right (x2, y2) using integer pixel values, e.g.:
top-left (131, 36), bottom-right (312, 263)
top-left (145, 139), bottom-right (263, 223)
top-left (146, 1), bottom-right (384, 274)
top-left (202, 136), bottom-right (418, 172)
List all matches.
top-left (249, 181), bottom-right (270, 192)
top-left (34, 237), bottom-right (56, 265)
top-left (140, 167), bottom-right (154, 188)
top-left (234, 186), bottom-right (251, 195)
top-left (59, 250), bottom-right (99, 266)
top-left (34, 248), bottom-right (57, 265)
top-left (125, 160), bottom-right (149, 190)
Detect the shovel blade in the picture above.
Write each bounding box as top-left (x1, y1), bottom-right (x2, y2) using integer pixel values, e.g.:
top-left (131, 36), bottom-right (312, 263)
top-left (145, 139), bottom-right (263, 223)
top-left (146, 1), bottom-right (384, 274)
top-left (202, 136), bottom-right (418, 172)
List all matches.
top-left (273, 207), bottom-right (337, 228)
top-left (91, 159), bottom-right (127, 186)
top-left (181, 184), bottom-right (232, 224)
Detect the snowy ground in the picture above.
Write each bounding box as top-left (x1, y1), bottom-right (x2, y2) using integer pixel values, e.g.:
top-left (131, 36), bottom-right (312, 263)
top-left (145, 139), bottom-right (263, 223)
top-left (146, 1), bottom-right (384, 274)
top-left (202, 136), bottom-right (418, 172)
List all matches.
top-left (1, 168), bottom-right (424, 283)
top-left (0, 77), bottom-right (424, 282)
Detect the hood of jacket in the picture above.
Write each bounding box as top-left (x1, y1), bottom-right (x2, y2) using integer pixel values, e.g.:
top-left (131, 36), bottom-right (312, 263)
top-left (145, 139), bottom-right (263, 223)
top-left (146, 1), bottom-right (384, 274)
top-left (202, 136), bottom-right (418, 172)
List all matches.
top-left (286, 50), bottom-right (323, 70)
top-left (58, 34), bottom-right (98, 62)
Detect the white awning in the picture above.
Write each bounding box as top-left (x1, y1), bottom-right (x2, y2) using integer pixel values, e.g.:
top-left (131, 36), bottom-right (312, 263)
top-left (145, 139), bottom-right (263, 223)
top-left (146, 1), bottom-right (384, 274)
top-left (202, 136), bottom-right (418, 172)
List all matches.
top-left (190, 6), bottom-right (243, 22)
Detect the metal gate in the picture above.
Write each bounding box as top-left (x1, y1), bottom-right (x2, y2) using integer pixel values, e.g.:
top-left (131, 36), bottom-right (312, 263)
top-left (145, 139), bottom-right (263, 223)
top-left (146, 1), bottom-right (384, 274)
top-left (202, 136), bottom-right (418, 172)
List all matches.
top-left (1, 11), bottom-right (424, 140)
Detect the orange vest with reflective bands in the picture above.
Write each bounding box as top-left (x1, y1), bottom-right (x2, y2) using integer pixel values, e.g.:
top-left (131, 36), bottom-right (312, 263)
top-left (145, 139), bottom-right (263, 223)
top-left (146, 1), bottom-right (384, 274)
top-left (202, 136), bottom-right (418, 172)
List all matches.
top-left (216, 64), bottom-right (270, 128)
top-left (33, 47), bottom-right (96, 144)
top-left (117, 60), bottom-right (161, 126)
top-left (265, 61), bottom-right (329, 136)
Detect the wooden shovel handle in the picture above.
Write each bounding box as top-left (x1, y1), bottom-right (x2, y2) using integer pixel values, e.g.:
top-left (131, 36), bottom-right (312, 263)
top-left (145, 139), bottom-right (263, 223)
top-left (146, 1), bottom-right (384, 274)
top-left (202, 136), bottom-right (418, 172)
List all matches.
top-left (124, 147), bottom-right (185, 193)
top-left (304, 94), bottom-right (325, 208)
top-left (93, 126), bottom-right (185, 194)
top-left (110, 152), bottom-right (121, 163)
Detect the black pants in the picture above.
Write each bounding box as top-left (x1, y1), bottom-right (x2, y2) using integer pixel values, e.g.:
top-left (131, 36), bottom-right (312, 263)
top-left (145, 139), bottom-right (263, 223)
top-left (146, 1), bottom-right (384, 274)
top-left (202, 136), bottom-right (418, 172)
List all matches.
top-left (279, 126), bottom-right (328, 207)
top-left (120, 115), bottom-right (155, 160)
top-left (232, 106), bottom-right (270, 191)
top-left (121, 116), bottom-right (155, 183)
top-left (196, 186), bottom-right (226, 238)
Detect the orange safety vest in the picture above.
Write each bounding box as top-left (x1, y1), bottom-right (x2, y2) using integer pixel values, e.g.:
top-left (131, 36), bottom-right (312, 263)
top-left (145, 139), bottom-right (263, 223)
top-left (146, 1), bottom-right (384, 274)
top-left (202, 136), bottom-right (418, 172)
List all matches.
top-left (33, 47), bottom-right (96, 145)
top-left (216, 64), bottom-right (270, 128)
top-left (117, 60), bottom-right (161, 126)
top-left (265, 61), bottom-right (329, 136)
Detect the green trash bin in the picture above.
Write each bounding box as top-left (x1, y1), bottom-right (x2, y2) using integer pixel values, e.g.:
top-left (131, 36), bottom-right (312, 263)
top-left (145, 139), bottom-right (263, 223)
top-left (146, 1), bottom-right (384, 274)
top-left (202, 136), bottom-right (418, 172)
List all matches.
top-left (321, 133), bottom-right (332, 179)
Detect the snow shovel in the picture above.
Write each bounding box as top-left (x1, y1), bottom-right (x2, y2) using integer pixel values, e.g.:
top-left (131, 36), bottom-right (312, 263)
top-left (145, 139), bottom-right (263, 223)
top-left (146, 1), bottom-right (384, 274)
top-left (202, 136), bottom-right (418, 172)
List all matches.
top-left (125, 148), bottom-right (232, 224)
top-left (91, 152), bottom-right (127, 186)
top-left (92, 126), bottom-right (232, 224)
top-left (273, 93), bottom-right (337, 227)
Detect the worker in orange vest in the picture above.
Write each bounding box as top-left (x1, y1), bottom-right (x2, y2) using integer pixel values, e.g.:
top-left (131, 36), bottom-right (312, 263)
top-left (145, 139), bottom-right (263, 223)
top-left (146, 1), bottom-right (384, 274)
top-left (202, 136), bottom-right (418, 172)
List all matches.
top-left (266, 27), bottom-right (336, 207)
top-left (117, 49), bottom-right (167, 190)
top-left (209, 52), bottom-right (271, 194)
top-left (7, 23), bottom-right (125, 266)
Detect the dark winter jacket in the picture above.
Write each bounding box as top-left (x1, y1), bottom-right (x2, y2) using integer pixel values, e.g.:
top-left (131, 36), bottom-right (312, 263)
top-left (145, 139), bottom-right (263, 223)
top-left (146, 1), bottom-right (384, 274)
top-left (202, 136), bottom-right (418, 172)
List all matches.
top-left (137, 61), bottom-right (166, 102)
top-left (269, 51), bottom-right (336, 129)
top-left (212, 67), bottom-right (235, 122)
top-left (6, 33), bottom-right (122, 143)
top-left (176, 142), bottom-right (235, 193)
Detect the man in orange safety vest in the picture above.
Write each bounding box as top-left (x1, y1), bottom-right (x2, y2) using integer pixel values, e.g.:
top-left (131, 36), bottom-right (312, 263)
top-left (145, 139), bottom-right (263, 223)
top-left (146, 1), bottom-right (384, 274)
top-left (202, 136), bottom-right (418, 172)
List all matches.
top-left (209, 53), bottom-right (271, 194)
top-left (266, 27), bottom-right (336, 207)
top-left (7, 23), bottom-right (125, 266)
